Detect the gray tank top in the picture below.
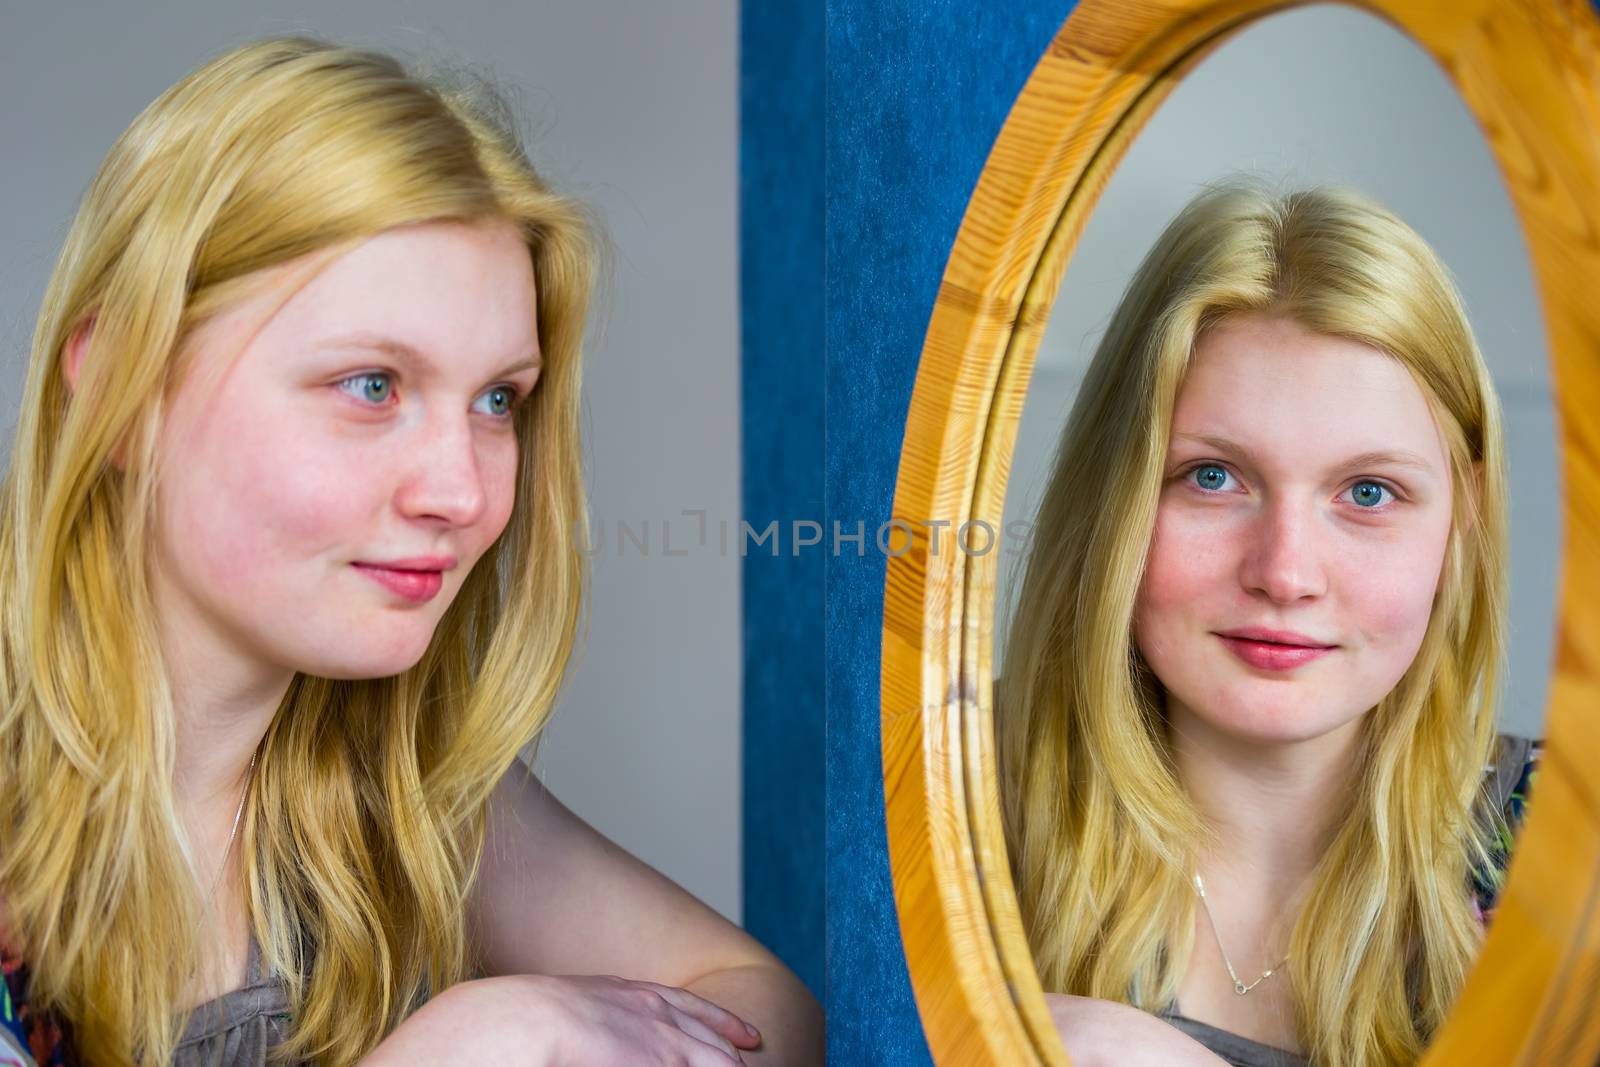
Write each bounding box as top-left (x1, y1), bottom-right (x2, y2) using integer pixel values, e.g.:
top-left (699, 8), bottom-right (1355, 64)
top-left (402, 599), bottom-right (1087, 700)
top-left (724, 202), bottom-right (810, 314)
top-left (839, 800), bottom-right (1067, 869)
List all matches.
top-left (1154, 1011), bottom-right (1309, 1067)
top-left (172, 934), bottom-right (296, 1067)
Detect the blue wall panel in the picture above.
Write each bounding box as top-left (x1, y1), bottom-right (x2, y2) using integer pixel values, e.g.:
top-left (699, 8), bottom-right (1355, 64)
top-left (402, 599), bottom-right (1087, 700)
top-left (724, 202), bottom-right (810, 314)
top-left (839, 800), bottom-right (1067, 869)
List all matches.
top-left (740, 0), bottom-right (827, 999)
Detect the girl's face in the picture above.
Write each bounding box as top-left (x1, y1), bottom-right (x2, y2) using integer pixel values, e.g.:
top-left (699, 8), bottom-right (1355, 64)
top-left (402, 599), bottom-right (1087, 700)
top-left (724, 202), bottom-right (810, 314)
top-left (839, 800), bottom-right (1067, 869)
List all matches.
top-left (148, 219), bottom-right (541, 681)
top-left (1132, 312), bottom-right (1456, 748)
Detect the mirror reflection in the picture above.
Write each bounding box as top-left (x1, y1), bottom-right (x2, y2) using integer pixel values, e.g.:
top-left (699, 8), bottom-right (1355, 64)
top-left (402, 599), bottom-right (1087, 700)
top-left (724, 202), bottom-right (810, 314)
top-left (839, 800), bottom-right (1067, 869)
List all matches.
top-left (991, 7), bottom-right (1558, 1066)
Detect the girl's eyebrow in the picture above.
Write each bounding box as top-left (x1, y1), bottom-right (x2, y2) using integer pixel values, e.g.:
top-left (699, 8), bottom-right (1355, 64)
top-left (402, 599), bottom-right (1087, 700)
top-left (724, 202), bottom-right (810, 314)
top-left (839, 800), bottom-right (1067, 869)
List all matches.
top-left (1171, 432), bottom-right (1439, 476)
top-left (316, 330), bottom-right (541, 377)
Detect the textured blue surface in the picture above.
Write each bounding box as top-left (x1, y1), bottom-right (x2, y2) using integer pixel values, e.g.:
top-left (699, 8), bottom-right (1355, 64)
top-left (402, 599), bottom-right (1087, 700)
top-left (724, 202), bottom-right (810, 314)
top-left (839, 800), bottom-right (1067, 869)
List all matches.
top-left (739, 0), bottom-right (826, 999)
top-left (824, 1), bottom-right (1073, 1062)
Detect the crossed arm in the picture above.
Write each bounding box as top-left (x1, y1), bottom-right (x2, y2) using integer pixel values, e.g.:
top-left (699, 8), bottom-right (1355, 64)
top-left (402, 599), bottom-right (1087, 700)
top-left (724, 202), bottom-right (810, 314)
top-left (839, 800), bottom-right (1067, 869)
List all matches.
top-left (455, 757), bottom-right (823, 1065)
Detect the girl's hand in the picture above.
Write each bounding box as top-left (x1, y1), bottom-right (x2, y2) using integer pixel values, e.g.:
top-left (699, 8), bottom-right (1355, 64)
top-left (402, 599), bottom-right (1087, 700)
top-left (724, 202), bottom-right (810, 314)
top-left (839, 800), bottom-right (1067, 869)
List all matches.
top-left (1044, 993), bottom-right (1233, 1067)
top-left (361, 973), bottom-right (762, 1066)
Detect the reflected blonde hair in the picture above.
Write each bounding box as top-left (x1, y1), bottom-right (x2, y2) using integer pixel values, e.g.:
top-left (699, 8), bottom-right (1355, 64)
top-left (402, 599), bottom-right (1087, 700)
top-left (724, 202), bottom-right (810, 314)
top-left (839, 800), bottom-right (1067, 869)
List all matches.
top-left (0, 37), bottom-right (593, 1067)
top-left (998, 180), bottom-right (1509, 1067)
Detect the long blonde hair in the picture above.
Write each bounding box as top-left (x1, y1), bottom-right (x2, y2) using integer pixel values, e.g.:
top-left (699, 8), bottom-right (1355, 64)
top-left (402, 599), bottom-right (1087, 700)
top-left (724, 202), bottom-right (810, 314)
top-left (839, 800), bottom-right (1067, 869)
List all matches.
top-left (998, 180), bottom-right (1510, 1067)
top-left (0, 37), bottom-right (594, 1067)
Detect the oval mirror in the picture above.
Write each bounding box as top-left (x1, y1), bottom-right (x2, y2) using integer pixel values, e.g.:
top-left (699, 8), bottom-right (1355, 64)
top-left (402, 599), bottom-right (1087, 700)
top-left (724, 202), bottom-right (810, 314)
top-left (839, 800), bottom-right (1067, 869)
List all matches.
top-left (881, 2), bottom-right (1600, 1065)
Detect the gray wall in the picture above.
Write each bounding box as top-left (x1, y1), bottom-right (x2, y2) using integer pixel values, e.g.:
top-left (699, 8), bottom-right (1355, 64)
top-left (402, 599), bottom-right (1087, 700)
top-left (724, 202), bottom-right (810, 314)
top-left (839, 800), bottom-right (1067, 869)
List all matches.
top-left (0, 4), bottom-right (742, 920)
top-left (996, 3), bottom-right (1559, 740)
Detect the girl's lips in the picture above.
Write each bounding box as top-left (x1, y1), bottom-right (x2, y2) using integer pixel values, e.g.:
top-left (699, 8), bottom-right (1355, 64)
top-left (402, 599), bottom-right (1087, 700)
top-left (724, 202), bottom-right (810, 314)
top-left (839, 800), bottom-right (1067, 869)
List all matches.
top-left (352, 563), bottom-right (442, 603)
top-left (1218, 635), bottom-right (1335, 671)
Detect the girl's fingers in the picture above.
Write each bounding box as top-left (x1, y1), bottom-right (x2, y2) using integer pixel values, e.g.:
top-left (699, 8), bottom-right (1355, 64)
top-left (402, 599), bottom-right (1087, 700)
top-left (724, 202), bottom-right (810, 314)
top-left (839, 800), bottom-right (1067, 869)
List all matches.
top-left (647, 983), bottom-right (762, 1049)
top-left (665, 1006), bottom-right (741, 1058)
top-left (677, 1036), bottom-right (747, 1067)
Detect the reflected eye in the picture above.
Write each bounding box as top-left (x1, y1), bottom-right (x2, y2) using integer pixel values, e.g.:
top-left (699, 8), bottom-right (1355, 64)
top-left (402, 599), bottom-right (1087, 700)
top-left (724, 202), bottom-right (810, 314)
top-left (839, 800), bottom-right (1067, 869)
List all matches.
top-left (1346, 480), bottom-right (1395, 508)
top-left (473, 385), bottom-right (523, 419)
top-left (1186, 463), bottom-right (1237, 493)
top-left (335, 372), bottom-right (394, 405)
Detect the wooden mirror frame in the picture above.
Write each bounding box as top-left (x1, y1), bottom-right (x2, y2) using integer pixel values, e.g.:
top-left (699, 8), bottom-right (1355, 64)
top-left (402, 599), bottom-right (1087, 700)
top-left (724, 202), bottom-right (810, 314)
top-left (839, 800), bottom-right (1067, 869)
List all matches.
top-left (880, 0), bottom-right (1600, 1063)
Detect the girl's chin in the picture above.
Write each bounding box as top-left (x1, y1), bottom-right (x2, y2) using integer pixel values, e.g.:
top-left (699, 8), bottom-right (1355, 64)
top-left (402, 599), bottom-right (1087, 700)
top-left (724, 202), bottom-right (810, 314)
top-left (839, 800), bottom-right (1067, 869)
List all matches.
top-left (1194, 711), bottom-right (1363, 748)
top-left (288, 644), bottom-right (433, 681)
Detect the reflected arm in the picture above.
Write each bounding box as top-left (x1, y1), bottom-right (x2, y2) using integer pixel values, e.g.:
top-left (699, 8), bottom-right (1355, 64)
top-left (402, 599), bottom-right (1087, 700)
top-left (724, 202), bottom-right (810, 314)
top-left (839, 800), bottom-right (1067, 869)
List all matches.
top-left (1045, 993), bottom-right (1232, 1067)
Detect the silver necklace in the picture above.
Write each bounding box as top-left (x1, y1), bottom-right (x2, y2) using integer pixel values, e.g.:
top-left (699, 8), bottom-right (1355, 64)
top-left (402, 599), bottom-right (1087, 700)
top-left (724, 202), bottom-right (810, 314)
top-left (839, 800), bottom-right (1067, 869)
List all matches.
top-left (1193, 872), bottom-right (1289, 996)
top-left (207, 749), bottom-right (257, 906)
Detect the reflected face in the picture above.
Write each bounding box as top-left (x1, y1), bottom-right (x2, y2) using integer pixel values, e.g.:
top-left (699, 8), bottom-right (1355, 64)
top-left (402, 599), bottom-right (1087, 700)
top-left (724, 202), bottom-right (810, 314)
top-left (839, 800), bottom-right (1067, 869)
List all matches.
top-left (149, 219), bottom-right (541, 680)
top-left (1132, 312), bottom-right (1455, 747)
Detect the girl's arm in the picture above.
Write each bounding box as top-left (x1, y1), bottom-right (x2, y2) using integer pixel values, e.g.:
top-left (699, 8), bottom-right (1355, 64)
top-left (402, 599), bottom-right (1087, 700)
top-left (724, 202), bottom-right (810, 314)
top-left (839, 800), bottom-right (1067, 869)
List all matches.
top-left (1045, 994), bottom-right (1233, 1067)
top-left (460, 757), bottom-right (823, 1066)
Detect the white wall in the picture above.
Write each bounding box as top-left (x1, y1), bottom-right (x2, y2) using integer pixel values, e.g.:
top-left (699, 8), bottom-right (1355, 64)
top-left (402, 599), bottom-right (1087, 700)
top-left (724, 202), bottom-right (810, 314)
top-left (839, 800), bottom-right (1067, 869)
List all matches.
top-left (996, 3), bottom-right (1559, 740)
top-left (0, 3), bottom-right (742, 919)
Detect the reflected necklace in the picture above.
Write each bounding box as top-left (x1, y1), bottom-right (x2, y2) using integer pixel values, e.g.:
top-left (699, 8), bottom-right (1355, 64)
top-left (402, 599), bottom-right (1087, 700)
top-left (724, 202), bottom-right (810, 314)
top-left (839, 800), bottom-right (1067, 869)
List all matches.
top-left (1193, 872), bottom-right (1289, 996)
top-left (207, 750), bottom-right (258, 906)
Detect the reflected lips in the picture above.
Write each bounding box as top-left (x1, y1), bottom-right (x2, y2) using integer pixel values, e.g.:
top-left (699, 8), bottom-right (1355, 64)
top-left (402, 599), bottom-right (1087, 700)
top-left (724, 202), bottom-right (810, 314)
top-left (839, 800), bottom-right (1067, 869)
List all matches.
top-left (1216, 628), bottom-right (1335, 672)
top-left (352, 563), bottom-right (445, 603)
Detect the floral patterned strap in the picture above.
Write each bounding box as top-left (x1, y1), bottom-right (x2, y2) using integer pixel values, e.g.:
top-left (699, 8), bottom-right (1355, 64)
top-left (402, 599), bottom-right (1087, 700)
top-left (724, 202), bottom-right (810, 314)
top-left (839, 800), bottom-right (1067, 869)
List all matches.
top-left (0, 944), bottom-right (72, 1066)
top-left (1471, 736), bottom-right (1543, 927)
top-left (0, 1027), bottom-right (37, 1067)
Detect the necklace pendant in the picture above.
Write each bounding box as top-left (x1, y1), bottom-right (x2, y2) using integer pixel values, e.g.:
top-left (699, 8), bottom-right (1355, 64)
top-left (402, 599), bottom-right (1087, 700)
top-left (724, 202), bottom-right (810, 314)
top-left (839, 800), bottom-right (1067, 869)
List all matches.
top-left (1234, 980), bottom-right (1249, 996)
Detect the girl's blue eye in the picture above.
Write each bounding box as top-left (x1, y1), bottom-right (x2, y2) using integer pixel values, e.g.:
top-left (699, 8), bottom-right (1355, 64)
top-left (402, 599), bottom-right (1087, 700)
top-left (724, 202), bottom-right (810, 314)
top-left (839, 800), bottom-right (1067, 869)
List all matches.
top-left (473, 385), bottom-right (521, 418)
top-left (335, 374), bottom-right (522, 418)
top-left (1187, 464), bottom-right (1235, 492)
top-left (1185, 463), bottom-right (1397, 510)
top-left (1347, 480), bottom-right (1394, 508)
top-left (337, 372), bottom-right (393, 405)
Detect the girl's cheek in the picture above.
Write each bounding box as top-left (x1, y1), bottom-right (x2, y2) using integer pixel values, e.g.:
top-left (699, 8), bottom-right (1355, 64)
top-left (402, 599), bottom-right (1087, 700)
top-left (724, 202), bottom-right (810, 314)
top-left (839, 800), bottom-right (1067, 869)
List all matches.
top-left (1357, 567), bottom-right (1439, 647)
top-left (478, 445), bottom-right (523, 535)
top-left (1142, 509), bottom-right (1231, 603)
top-left (239, 441), bottom-right (368, 539)
top-left (1344, 528), bottom-right (1447, 623)
top-left (190, 440), bottom-right (385, 581)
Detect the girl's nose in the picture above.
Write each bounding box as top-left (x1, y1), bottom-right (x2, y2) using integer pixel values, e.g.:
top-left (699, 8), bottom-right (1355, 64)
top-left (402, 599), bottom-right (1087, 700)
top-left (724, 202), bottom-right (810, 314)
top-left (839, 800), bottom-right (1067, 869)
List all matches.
top-left (1239, 501), bottom-right (1328, 604)
top-left (393, 417), bottom-right (490, 528)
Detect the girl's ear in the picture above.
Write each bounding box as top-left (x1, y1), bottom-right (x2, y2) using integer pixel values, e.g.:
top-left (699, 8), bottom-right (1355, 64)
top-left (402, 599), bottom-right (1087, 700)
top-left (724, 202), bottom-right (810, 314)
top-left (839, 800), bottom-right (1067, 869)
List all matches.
top-left (62, 316), bottom-right (130, 470)
top-left (63, 316), bottom-right (95, 393)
